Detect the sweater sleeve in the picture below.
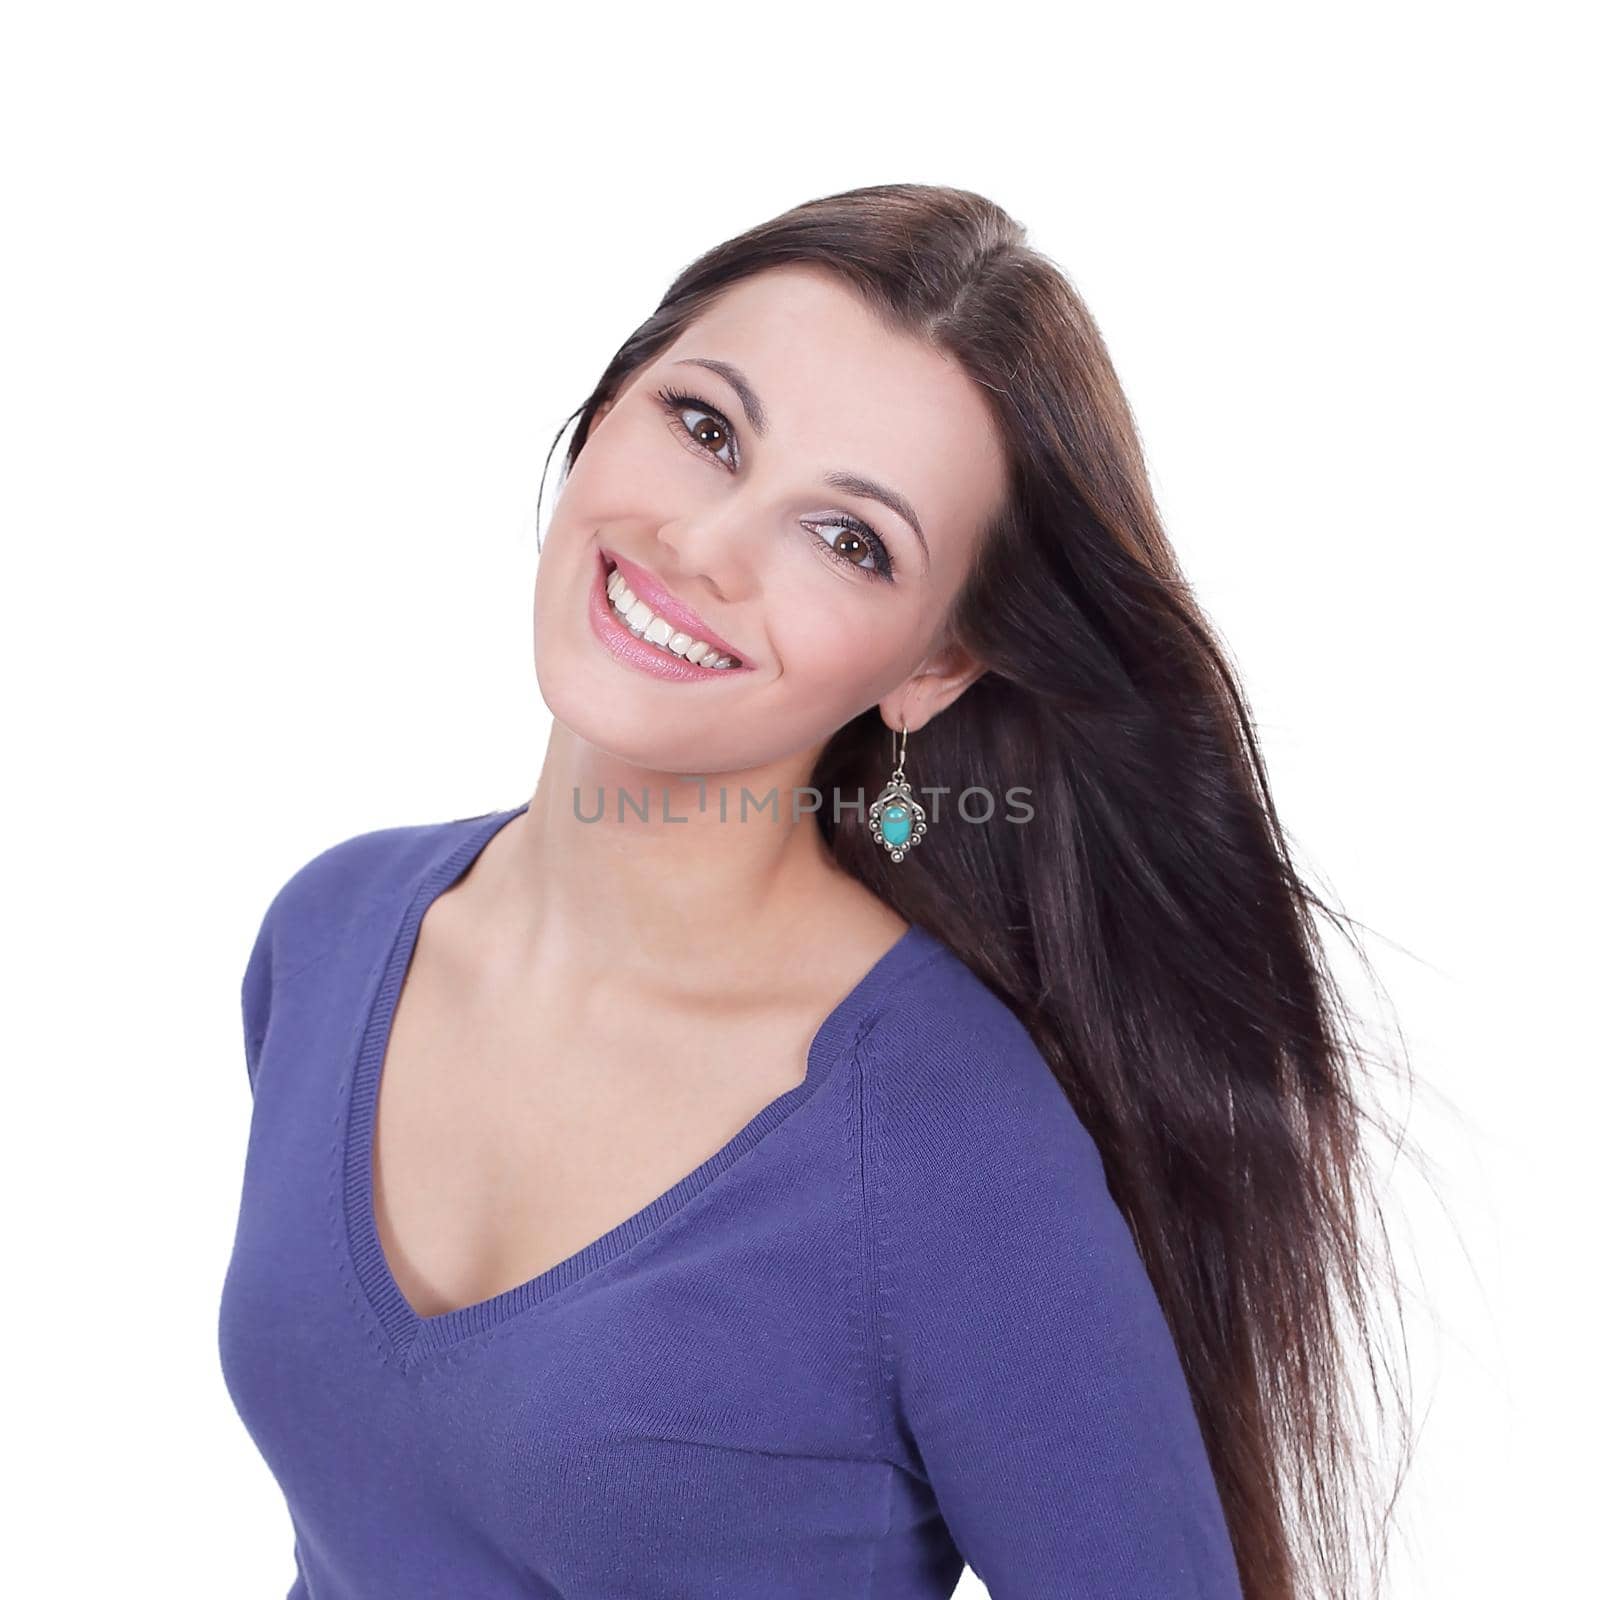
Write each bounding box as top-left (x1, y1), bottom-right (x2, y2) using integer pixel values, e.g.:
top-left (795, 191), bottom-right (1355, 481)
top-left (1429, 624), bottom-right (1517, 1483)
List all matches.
top-left (866, 992), bottom-right (1244, 1599)
top-left (239, 895), bottom-right (275, 1097)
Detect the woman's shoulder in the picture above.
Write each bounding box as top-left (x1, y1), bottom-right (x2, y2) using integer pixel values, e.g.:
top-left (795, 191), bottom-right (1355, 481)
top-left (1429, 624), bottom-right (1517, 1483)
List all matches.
top-left (864, 934), bottom-right (1100, 1139)
top-left (858, 929), bottom-right (1110, 1195)
top-left (247, 804), bottom-right (509, 981)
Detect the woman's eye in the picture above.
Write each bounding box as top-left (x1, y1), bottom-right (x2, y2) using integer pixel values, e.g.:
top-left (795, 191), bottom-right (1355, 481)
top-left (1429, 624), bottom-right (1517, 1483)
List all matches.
top-left (802, 517), bottom-right (893, 581)
top-left (812, 522), bottom-right (874, 570)
top-left (658, 387), bottom-right (736, 468)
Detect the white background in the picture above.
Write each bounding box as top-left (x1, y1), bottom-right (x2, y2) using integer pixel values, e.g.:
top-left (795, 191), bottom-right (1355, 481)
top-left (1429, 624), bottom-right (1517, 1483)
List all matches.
top-left (4, 3), bottom-right (1592, 1594)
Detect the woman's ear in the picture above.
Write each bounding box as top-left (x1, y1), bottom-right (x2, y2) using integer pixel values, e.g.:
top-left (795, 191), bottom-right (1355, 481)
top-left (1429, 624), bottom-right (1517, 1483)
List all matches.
top-left (882, 640), bottom-right (987, 734)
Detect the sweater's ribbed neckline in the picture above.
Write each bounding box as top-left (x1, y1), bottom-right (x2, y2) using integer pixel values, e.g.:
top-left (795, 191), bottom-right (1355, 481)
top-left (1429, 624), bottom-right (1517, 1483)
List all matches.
top-left (339, 802), bottom-right (935, 1368)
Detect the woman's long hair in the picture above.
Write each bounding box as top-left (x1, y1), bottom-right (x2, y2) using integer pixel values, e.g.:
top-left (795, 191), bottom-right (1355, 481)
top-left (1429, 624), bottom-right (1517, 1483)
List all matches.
top-left (540, 183), bottom-right (1420, 1599)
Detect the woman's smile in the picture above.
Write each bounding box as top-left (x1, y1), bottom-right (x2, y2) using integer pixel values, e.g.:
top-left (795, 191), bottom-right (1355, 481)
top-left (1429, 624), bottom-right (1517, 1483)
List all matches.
top-left (586, 545), bottom-right (756, 683)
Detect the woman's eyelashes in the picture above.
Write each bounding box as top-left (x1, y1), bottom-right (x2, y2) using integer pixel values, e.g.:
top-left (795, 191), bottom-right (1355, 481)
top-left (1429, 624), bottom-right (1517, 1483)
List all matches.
top-left (797, 515), bottom-right (894, 581)
top-left (654, 386), bottom-right (896, 583)
top-left (658, 385), bottom-right (738, 468)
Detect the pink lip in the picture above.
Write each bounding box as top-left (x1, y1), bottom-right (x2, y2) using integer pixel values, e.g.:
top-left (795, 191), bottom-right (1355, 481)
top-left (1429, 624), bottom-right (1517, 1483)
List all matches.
top-left (600, 547), bottom-right (751, 665)
top-left (588, 548), bottom-right (755, 683)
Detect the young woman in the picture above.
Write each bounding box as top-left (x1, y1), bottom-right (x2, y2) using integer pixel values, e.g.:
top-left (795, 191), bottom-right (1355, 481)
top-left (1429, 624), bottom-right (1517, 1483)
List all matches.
top-left (220, 183), bottom-right (1412, 1600)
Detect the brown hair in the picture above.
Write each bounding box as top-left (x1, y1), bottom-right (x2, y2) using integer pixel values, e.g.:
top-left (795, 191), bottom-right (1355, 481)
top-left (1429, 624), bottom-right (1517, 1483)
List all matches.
top-left (542, 182), bottom-right (1421, 1599)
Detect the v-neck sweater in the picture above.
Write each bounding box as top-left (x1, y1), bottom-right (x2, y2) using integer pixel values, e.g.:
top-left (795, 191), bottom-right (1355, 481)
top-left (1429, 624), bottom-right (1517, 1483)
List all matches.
top-left (218, 803), bottom-right (1244, 1599)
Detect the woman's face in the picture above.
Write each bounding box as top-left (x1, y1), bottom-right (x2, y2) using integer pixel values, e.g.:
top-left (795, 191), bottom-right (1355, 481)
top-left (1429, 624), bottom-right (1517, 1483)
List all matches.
top-left (533, 263), bottom-right (1009, 778)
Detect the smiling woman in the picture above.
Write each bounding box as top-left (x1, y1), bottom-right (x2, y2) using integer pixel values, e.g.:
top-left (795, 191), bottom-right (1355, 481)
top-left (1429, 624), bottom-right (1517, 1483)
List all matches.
top-left (528, 261), bottom-right (1005, 782)
top-left (220, 182), bottom-right (1414, 1600)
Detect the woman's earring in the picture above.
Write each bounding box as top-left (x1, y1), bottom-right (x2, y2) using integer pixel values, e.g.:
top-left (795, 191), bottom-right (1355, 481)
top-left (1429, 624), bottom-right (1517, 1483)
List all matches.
top-left (869, 721), bottom-right (928, 864)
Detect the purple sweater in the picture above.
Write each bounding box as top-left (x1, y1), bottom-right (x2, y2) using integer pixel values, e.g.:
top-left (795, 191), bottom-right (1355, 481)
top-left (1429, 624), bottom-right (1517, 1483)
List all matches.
top-left (219, 803), bottom-right (1244, 1598)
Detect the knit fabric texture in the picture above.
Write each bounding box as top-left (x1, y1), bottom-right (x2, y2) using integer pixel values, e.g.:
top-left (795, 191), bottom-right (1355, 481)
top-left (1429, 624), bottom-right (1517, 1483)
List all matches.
top-left (219, 803), bottom-right (1244, 1598)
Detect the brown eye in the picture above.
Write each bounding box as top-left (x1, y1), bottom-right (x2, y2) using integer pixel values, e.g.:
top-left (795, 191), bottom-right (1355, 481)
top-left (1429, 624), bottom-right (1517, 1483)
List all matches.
top-left (657, 387), bottom-right (737, 467)
top-left (800, 516), bottom-right (890, 579)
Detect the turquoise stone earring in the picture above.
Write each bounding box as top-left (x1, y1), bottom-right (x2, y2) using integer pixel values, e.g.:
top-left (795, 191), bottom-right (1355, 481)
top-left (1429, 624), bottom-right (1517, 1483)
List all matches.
top-left (868, 721), bottom-right (928, 864)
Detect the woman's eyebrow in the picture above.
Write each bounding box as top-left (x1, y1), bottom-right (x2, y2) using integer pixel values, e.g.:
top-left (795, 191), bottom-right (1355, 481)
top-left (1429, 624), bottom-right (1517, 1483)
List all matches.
top-left (675, 357), bottom-right (770, 437)
top-left (670, 356), bottom-right (931, 570)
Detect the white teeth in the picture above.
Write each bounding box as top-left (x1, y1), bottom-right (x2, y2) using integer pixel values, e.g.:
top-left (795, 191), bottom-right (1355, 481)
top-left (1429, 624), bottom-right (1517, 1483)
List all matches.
top-left (603, 564), bottom-right (738, 670)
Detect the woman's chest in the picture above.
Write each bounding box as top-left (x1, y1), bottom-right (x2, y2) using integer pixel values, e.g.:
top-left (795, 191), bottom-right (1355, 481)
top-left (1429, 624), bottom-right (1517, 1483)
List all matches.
top-left (228, 1231), bottom-right (916, 1594)
top-left (220, 936), bottom-right (880, 1408)
top-left (371, 965), bottom-right (825, 1323)
top-left (219, 973), bottom-right (906, 1587)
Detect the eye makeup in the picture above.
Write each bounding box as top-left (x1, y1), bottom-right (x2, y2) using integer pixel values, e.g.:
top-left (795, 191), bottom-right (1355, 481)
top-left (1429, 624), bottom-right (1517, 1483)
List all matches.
top-left (654, 385), bottom-right (897, 582)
